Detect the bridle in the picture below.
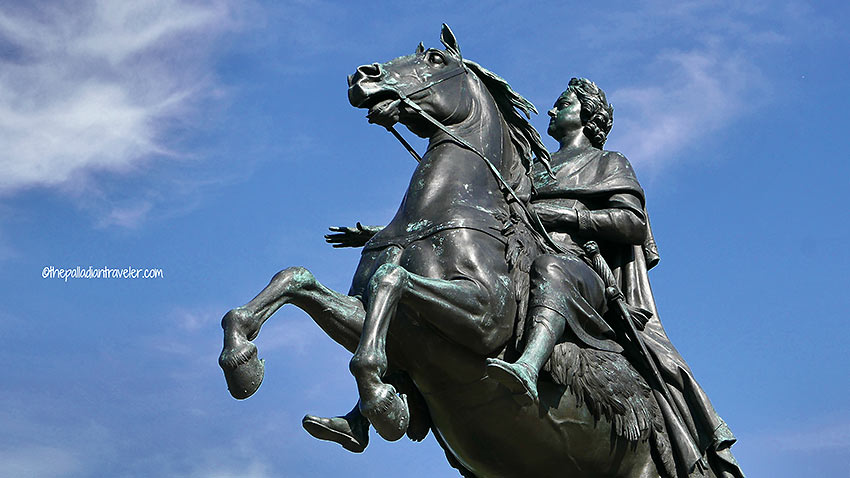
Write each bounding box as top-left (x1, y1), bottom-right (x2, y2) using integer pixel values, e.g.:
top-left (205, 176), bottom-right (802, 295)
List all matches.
top-left (379, 58), bottom-right (566, 254)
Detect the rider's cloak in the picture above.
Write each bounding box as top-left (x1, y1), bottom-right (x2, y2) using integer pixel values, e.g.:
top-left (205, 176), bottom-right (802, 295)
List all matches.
top-left (531, 148), bottom-right (744, 478)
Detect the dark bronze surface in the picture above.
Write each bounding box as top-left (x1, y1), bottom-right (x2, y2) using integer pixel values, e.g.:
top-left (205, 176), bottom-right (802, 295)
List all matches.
top-left (219, 25), bottom-right (744, 478)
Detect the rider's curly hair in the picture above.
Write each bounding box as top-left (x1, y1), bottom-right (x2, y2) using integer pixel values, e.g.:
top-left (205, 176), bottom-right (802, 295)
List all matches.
top-left (567, 78), bottom-right (614, 149)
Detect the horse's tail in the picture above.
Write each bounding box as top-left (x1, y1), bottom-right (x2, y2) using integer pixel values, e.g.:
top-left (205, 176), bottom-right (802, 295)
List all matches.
top-left (541, 342), bottom-right (676, 477)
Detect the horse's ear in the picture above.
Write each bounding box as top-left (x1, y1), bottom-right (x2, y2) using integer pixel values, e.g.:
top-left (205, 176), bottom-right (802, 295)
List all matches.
top-left (415, 42), bottom-right (425, 54)
top-left (440, 23), bottom-right (462, 60)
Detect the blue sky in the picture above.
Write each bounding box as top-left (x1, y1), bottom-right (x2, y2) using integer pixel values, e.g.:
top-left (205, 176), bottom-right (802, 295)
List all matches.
top-left (1, 1), bottom-right (848, 476)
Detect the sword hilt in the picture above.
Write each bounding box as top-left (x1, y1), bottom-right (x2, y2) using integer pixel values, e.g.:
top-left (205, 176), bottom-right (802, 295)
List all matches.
top-left (582, 241), bottom-right (618, 291)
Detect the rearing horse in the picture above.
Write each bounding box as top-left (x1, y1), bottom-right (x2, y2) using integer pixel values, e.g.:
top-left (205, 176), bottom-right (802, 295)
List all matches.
top-left (220, 25), bottom-right (667, 478)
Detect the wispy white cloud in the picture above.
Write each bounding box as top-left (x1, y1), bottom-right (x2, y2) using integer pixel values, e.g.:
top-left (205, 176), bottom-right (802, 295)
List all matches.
top-left (96, 200), bottom-right (153, 229)
top-left (765, 417), bottom-right (850, 453)
top-left (0, 0), bottom-right (236, 195)
top-left (0, 203), bottom-right (21, 261)
top-left (183, 457), bottom-right (273, 478)
top-left (257, 318), bottom-right (324, 356)
top-left (0, 409), bottom-right (113, 478)
top-left (145, 441), bottom-right (277, 478)
top-left (0, 404), bottom-right (279, 477)
top-left (145, 305), bottom-right (228, 362)
top-left (0, 445), bottom-right (84, 478)
top-left (566, 0), bottom-right (819, 170)
top-left (171, 305), bottom-right (221, 333)
top-left (164, 304), bottom-right (323, 358)
top-left (0, 228), bottom-right (16, 261)
top-left (608, 47), bottom-right (760, 168)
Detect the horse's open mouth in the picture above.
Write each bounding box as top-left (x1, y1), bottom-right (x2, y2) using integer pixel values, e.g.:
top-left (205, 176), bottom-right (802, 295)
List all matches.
top-left (366, 98), bottom-right (400, 125)
top-left (356, 90), bottom-right (400, 127)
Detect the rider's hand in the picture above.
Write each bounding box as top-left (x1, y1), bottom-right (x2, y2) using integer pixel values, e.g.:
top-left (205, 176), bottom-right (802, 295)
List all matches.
top-left (325, 222), bottom-right (381, 248)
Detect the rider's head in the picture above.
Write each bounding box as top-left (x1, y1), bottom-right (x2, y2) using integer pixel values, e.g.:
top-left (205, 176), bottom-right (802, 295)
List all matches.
top-left (565, 78), bottom-right (613, 149)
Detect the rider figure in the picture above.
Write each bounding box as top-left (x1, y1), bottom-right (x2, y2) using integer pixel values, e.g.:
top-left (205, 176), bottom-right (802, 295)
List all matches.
top-left (484, 77), bottom-right (647, 403)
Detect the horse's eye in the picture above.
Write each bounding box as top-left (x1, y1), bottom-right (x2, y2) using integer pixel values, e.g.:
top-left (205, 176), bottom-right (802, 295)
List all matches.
top-left (427, 51), bottom-right (445, 65)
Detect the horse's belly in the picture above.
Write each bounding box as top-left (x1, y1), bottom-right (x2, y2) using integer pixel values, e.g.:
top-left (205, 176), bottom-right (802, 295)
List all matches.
top-left (427, 386), bottom-right (579, 477)
top-left (422, 378), bottom-right (653, 478)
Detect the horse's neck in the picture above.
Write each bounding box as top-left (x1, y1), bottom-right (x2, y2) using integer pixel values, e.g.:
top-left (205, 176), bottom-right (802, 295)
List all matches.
top-left (379, 82), bottom-right (518, 236)
top-left (427, 84), bottom-right (507, 172)
top-left (426, 85), bottom-right (529, 208)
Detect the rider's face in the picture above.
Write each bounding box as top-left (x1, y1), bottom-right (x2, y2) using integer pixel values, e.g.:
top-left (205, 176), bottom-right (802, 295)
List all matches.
top-left (547, 90), bottom-right (583, 140)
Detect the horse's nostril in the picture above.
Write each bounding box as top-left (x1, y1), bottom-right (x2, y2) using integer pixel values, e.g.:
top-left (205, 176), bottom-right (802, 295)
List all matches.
top-left (357, 63), bottom-right (383, 79)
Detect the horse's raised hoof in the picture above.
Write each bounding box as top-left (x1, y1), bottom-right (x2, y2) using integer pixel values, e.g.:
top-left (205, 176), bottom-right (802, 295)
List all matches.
top-left (302, 413), bottom-right (370, 453)
top-left (359, 384), bottom-right (409, 442)
top-left (486, 358), bottom-right (538, 406)
top-left (219, 338), bottom-right (265, 399)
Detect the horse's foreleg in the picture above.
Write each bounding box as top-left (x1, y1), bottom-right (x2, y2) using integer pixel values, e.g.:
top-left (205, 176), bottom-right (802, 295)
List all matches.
top-left (220, 266), bottom-right (364, 399)
top-left (349, 263), bottom-right (411, 441)
top-left (397, 272), bottom-right (514, 355)
top-left (348, 255), bottom-right (512, 440)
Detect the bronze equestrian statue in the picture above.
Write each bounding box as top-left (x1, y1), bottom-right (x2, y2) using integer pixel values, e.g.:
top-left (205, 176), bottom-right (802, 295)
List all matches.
top-left (219, 25), bottom-right (744, 478)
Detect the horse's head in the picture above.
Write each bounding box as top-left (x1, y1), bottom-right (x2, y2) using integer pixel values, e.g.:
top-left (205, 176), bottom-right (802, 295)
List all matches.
top-left (349, 24), bottom-right (550, 189)
top-left (348, 24), bottom-right (476, 138)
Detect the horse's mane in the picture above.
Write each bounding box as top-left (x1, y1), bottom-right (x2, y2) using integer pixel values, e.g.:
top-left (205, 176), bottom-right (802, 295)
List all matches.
top-left (463, 60), bottom-right (551, 179)
top-left (457, 60), bottom-right (556, 366)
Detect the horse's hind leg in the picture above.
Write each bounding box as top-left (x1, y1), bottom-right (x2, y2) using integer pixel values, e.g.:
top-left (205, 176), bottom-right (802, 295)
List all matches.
top-left (220, 266), bottom-right (364, 399)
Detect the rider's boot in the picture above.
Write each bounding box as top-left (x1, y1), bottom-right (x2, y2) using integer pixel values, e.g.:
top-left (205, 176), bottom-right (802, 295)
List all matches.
top-left (302, 402), bottom-right (370, 453)
top-left (486, 307), bottom-right (566, 405)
